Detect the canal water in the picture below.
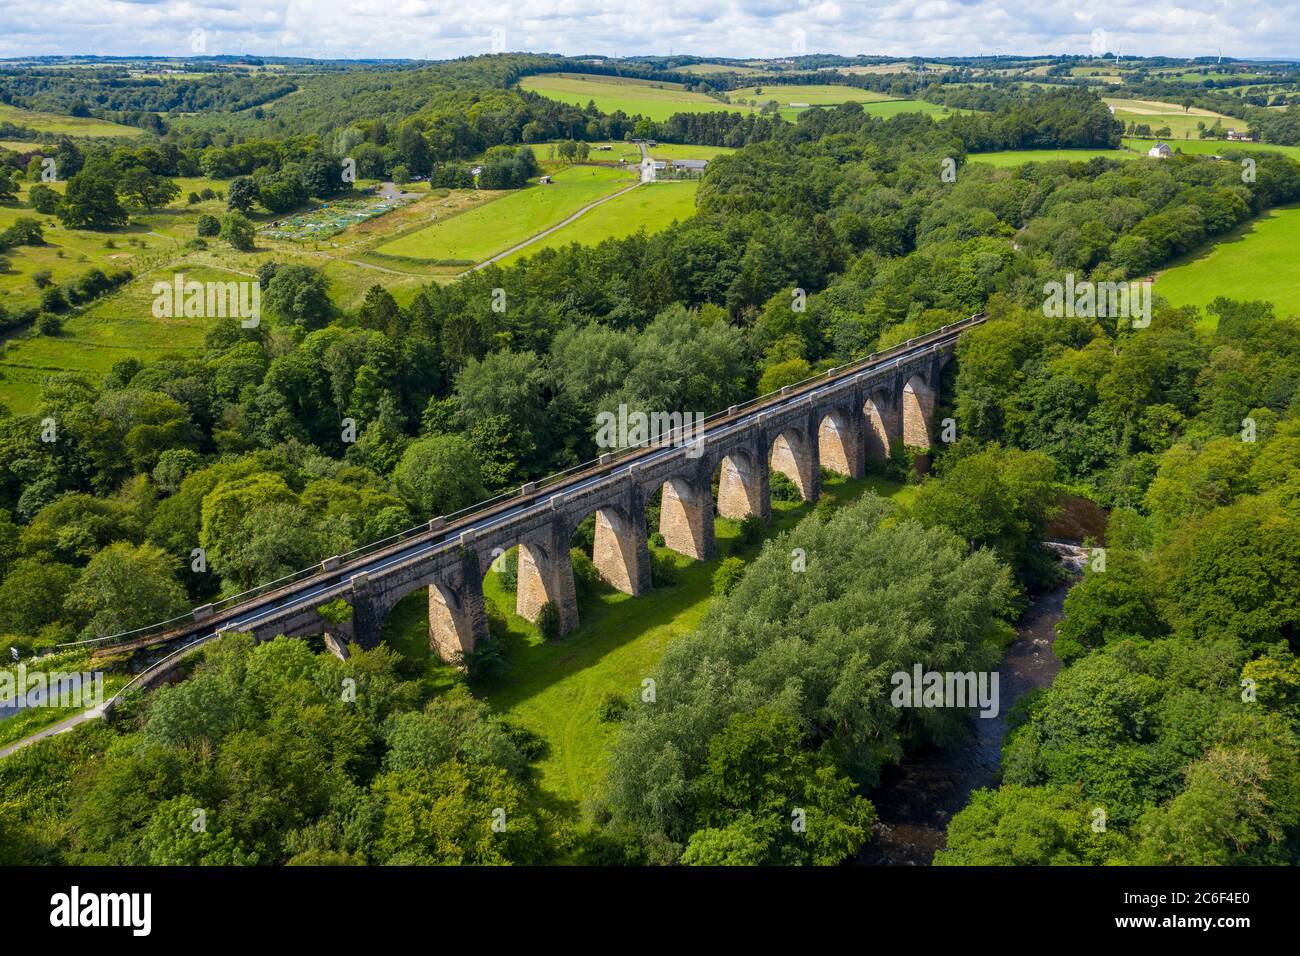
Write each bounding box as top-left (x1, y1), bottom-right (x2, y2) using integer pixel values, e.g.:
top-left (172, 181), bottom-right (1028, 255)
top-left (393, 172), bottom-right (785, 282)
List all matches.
top-left (857, 576), bottom-right (1074, 865)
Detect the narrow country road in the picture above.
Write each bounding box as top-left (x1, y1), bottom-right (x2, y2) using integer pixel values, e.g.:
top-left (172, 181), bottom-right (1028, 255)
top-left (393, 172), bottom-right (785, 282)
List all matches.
top-left (0, 705), bottom-right (104, 759)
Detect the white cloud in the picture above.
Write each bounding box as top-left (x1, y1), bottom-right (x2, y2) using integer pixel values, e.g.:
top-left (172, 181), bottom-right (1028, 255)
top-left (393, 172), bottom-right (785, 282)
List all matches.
top-left (0, 0), bottom-right (1297, 60)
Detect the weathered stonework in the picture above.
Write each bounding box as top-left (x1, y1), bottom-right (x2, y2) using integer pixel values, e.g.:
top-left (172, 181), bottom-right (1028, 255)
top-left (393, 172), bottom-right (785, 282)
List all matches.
top-left (818, 408), bottom-right (865, 479)
top-left (902, 375), bottom-right (936, 450)
top-left (863, 397), bottom-right (892, 463)
top-left (516, 532), bottom-right (579, 635)
top-left (770, 429), bottom-right (819, 501)
top-left (592, 506), bottom-right (651, 595)
top-left (716, 452), bottom-right (769, 521)
top-left (660, 476), bottom-right (716, 560)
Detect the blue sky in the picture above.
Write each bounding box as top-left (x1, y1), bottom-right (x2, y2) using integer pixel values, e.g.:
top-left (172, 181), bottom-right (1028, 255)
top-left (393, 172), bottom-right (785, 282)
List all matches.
top-left (1, 1), bottom-right (1297, 62)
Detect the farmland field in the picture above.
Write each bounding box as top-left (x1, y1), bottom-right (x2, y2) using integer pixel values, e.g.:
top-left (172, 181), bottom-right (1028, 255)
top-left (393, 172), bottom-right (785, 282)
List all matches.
top-left (519, 72), bottom-right (752, 121)
top-left (0, 262), bottom-right (242, 412)
top-left (1105, 96), bottom-right (1250, 139)
top-left (1122, 136), bottom-right (1300, 161)
top-left (1155, 204), bottom-right (1300, 328)
top-left (500, 181), bottom-right (698, 264)
top-left (727, 84), bottom-right (898, 106)
top-left (373, 164), bottom-right (635, 266)
top-left (0, 103), bottom-right (142, 138)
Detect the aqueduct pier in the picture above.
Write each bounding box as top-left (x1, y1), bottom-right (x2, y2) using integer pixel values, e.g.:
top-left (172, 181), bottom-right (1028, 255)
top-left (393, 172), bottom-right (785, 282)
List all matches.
top-left (96, 314), bottom-right (984, 676)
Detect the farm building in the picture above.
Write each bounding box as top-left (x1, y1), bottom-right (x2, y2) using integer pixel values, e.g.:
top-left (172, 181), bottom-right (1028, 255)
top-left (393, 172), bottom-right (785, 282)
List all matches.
top-left (1225, 129), bottom-right (1255, 142)
top-left (1147, 142), bottom-right (1174, 159)
top-left (671, 159), bottom-right (709, 177)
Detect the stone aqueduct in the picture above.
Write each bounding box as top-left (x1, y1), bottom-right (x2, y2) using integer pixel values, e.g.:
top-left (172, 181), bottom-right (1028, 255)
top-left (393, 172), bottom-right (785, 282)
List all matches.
top-left (218, 333), bottom-right (960, 665)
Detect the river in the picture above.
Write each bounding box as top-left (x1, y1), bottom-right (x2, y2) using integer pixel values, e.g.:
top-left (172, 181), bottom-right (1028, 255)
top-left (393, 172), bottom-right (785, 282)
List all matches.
top-left (857, 575), bottom-right (1074, 865)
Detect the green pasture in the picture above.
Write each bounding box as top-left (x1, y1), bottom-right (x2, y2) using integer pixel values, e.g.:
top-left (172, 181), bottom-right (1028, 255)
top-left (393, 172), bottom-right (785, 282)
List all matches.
top-left (1122, 137), bottom-right (1300, 161)
top-left (0, 103), bottom-right (141, 139)
top-left (519, 73), bottom-right (755, 122)
top-left (0, 262), bottom-right (242, 412)
top-left (1155, 204), bottom-right (1300, 328)
top-left (500, 181), bottom-right (698, 265)
top-left (374, 165), bottom-right (634, 265)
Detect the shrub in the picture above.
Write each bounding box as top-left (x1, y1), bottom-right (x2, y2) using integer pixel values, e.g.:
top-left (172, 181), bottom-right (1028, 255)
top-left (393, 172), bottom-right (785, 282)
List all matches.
top-left (196, 214), bottom-right (221, 237)
top-left (462, 635), bottom-right (508, 683)
top-left (536, 601), bottom-right (561, 641)
top-left (39, 286), bottom-right (67, 312)
top-left (496, 549), bottom-right (518, 591)
top-left (597, 692), bottom-right (631, 723)
top-left (651, 550), bottom-right (679, 587)
top-left (769, 471), bottom-right (801, 502)
top-left (712, 556), bottom-right (746, 596)
top-left (571, 548), bottom-right (603, 596)
top-left (736, 514), bottom-right (764, 549)
top-left (36, 312), bottom-right (62, 336)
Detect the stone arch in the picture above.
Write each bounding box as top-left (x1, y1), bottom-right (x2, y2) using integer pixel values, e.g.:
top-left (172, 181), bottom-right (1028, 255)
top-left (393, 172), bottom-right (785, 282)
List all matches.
top-left (902, 373), bottom-right (936, 450)
top-left (862, 392), bottom-right (893, 464)
top-left (658, 473), bottom-right (715, 560)
top-left (817, 405), bottom-right (863, 479)
top-left (714, 448), bottom-right (769, 521)
top-left (769, 426), bottom-right (818, 502)
top-left (567, 503), bottom-right (650, 597)
top-left (516, 535), bottom-right (578, 634)
top-left (426, 575), bottom-right (486, 665)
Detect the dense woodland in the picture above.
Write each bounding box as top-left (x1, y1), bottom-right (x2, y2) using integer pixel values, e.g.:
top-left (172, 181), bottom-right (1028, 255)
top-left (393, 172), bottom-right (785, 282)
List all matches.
top-left (0, 55), bottom-right (1297, 866)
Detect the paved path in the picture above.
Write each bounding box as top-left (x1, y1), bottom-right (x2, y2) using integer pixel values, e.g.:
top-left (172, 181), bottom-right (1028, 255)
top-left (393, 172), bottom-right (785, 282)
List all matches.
top-left (0, 705), bottom-right (104, 759)
top-left (461, 179), bottom-right (642, 276)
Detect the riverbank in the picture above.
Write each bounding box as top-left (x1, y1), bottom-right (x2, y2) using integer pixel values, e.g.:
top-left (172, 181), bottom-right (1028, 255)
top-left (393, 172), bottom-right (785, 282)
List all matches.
top-left (859, 575), bottom-right (1073, 865)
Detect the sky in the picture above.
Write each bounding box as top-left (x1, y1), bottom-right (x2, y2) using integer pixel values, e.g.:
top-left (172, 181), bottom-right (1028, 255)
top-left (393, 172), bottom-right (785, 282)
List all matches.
top-left (1, 0), bottom-right (1297, 63)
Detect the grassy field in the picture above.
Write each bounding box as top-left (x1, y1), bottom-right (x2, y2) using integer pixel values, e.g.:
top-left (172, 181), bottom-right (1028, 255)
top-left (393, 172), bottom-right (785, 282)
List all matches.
top-left (1105, 97), bottom-right (1249, 140)
top-left (0, 261), bottom-right (242, 412)
top-left (1122, 136), bottom-right (1300, 161)
top-left (857, 99), bottom-right (966, 120)
top-left (529, 141), bottom-right (735, 166)
top-left (1156, 204), bottom-right (1300, 328)
top-left (0, 103), bottom-right (142, 139)
top-left (727, 84), bottom-right (898, 107)
top-left (519, 73), bottom-right (752, 122)
top-left (969, 147), bottom-right (1140, 167)
top-left (500, 181), bottom-right (698, 265)
top-left (374, 164), bottom-right (635, 265)
top-left (381, 473), bottom-right (915, 811)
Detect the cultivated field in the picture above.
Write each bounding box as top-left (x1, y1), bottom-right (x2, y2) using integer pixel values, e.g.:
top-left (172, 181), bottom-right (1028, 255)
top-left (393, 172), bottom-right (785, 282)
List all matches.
top-left (1105, 96), bottom-right (1249, 139)
top-left (727, 84), bottom-right (898, 106)
top-left (1156, 204), bottom-right (1300, 327)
